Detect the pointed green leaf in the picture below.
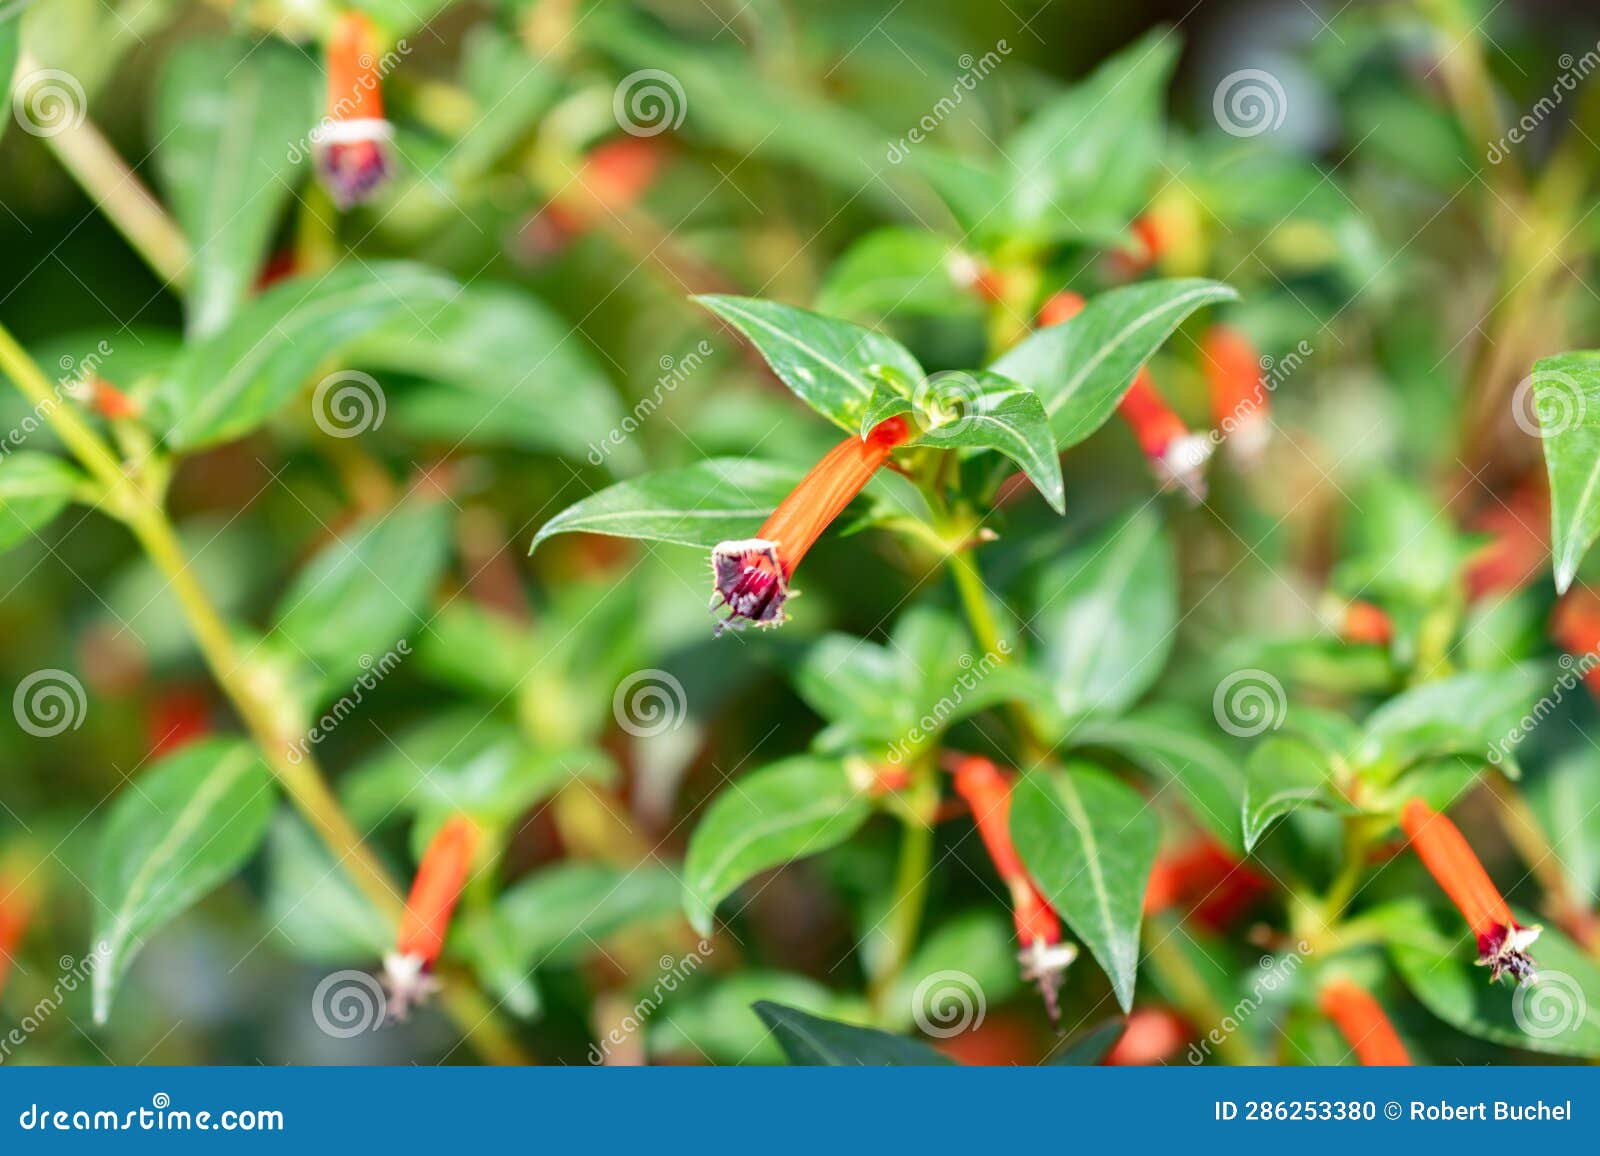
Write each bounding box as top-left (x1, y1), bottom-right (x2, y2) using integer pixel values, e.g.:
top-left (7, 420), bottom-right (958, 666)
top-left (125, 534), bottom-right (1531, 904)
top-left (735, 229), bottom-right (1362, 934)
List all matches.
top-left (1242, 736), bottom-right (1354, 852)
top-left (1032, 508), bottom-right (1175, 719)
top-left (694, 295), bottom-right (924, 432)
top-left (270, 495), bottom-right (451, 697)
top-left (264, 814), bottom-right (391, 962)
top-left (153, 37), bottom-right (317, 338)
top-left (908, 374), bottom-right (1064, 513)
top-left (1011, 763), bottom-right (1158, 1011)
top-left (1389, 913), bottom-right (1600, 1058)
top-left (753, 1001), bottom-right (954, 1066)
top-left (350, 283), bottom-right (634, 469)
top-left (0, 452), bottom-right (84, 551)
top-left (683, 756), bottom-right (871, 936)
top-left (157, 261), bottom-right (458, 449)
top-left (530, 459), bottom-right (801, 554)
top-left (653, 973), bottom-right (867, 1065)
top-left (1531, 351), bottom-right (1600, 591)
top-left (1047, 1018), bottom-right (1127, 1064)
top-left (93, 739), bottom-right (277, 1022)
top-left (1353, 662), bottom-right (1552, 775)
top-left (990, 278), bottom-right (1237, 450)
top-left (816, 228), bottom-right (977, 320)
top-left (1001, 29), bottom-right (1180, 242)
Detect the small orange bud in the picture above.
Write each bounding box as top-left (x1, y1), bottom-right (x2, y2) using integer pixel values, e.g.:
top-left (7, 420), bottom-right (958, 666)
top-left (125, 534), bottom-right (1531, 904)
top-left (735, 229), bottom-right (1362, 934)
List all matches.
top-left (1342, 600), bottom-right (1393, 646)
top-left (711, 417), bottom-right (910, 632)
top-left (1103, 1007), bottom-right (1192, 1066)
top-left (385, 815), bottom-right (481, 1016)
top-left (316, 13), bottom-right (396, 209)
top-left (949, 755), bottom-right (1077, 1016)
top-left (1202, 326), bottom-right (1270, 466)
top-left (1117, 369), bottom-right (1212, 502)
top-left (1319, 979), bottom-right (1411, 1065)
top-left (1401, 799), bottom-right (1538, 984)
top-left (1464, 487), bottom-right (1547, 601)
top-left (0, 871), bottom-right (39, 1001)
top-left (1035, 290), bottom-right (1085, 329)
top-left (1550, 588), bottom-right (1600, 695)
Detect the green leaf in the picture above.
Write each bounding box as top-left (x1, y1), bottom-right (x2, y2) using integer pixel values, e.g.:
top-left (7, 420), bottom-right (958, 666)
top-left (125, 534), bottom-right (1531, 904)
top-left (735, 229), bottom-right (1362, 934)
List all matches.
top-left (816, 229), bottom-right (977, 320)
top-left (1011, 763), bottom-right (1159, 1011)
top-left (1068, 706), bottom-right (1246, 853)
top-left (1032, 508), bottom-right (1175, 719)
top-left (350, 283), bottom-right (633, 468)
top-left (1332, 473), bottom-right (1472, 604)
top-left (153, 37), bottom-right (316, 339)
top-left (529, 459), bottom-right (801, 554)
top-left (157, 261), bottom-right (458, 449)
top-left (263, 814), bottom-right (390, 962)
top-left (270, 495), bottom-right (451, 697)
top-left (1242, 736), bottom-right (1354, 852)
top-left (1352, 662), bottom-right (1551, 775)
top-left (1529, 748), bottom-right (1600, 906)
top-left (1390, 913), bottom-right (1600, 1058)
top-left (752, 1001), bottom-right (954, 1066)
top-left (0, 452), bottom-right (84, 551)
top-left (694, 295), bottom-right (924, 432)
top-left (1532, 351), bottom-right (1600, 591)
top-left (682, 756), bottom-right (872, 936)
top-left (990, 278), bottom-right (1237, 450)
top-left (1048, 1018), bottom-right (1127, 1065)
top-left (92, 739), bottom-right (277, 1022)
top-left (1001, 28), bottom-right (1179, 242)
top-left (881, 374), bottom-right (1064, 513)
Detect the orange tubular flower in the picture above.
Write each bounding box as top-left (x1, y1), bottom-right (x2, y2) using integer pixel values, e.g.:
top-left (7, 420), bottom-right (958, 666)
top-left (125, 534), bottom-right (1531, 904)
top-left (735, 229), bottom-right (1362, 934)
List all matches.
top-left (316, 12), bottom-right (395, 210)
top-left (384, 816), bottom-right (481, 1016)
top-left (1341, 600), bottom-right (1393, 646)
top-left (1464, 486), bottom-right (1547, 601)
top-left (1400, 799), bottom-right (1539, 984)
top-left (950, 756), bottom-right (1077, 1016)
top-left (1202, 325), bottom-right (1270, 466)
top-left (1037, 289), bottom-right (1211, 500)
top-left (1103, 1007), bottom-right (1192, 1066)
top-left (710, 416), bottom-right (910, 632)
top-left (1319, 979), bottom-right (1411, 1065)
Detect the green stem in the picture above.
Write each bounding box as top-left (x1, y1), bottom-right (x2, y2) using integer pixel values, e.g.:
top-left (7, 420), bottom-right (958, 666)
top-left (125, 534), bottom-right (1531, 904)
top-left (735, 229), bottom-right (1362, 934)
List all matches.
top-left (1143, 926), bottom-right (1264, 1065)
top-left (869, 781), bottom-right (936, 1019)
top-left (0, 323), bottom-right (532, 1064)
top-left (26, 59), bottom-right (191, 289)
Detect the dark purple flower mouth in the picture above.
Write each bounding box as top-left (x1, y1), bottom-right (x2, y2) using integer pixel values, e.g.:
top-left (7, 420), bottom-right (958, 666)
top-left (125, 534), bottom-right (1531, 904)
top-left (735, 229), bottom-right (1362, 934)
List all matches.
top-left (710, 539), bottom-right (789, 633)
top-left (316, 122), bottom-right (395, 210)
top-left (1477, 923), bottom-right (1541, 985)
